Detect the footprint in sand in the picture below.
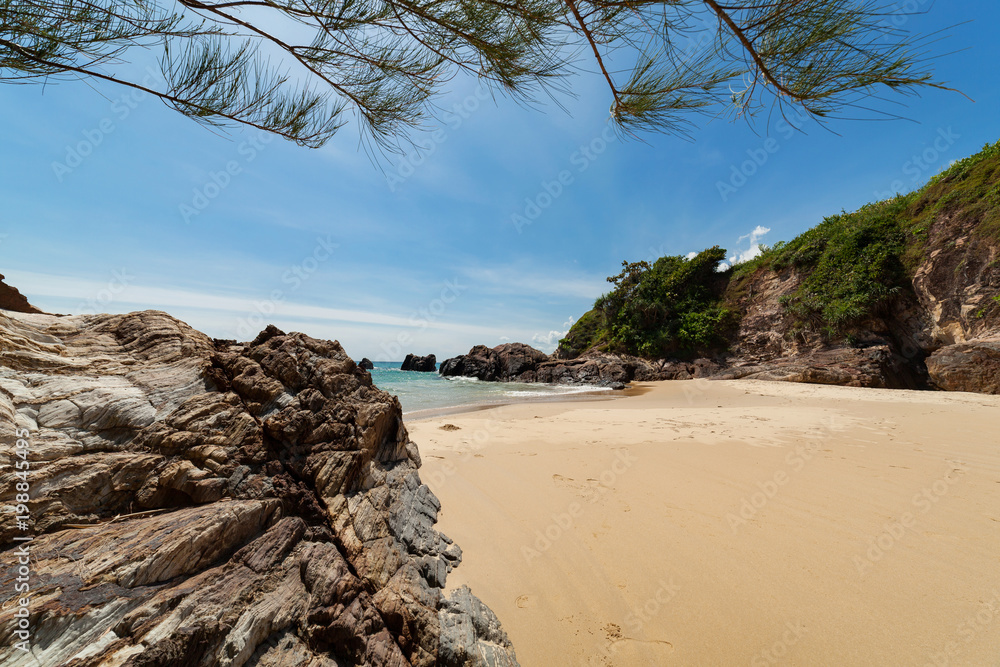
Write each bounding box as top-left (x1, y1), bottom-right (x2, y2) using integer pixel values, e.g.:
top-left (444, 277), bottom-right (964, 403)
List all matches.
top-left (553, 474), bottom-right (584, 488)
top-left (554, 474), bottom-right (602, 495)
top-left (515, 595), bottom-right (535, 608)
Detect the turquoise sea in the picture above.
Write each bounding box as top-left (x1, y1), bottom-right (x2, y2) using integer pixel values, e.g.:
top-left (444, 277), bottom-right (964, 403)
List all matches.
top-left (366, 362), bottom-right (613, 415)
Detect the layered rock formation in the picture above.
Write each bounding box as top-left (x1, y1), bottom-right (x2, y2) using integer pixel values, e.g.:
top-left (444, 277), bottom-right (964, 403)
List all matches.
top-left (0, 309), bottom-right (517, 666)
top-left (400, 354), bottom-right (436, 373)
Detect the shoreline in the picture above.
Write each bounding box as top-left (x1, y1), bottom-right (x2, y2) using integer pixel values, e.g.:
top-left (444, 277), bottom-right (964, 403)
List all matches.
top-left (409, 379), bottom-right (1000, 666)
top-left (401, 384), bottom-right (627, 421)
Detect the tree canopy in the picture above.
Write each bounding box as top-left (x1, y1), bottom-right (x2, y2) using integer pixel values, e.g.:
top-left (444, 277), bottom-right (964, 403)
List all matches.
top-left (0, 0), bottom-right (951, 149)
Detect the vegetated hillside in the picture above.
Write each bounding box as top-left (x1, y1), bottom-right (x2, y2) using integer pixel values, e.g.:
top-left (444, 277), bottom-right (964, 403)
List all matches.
top-left (560, 139), bottom-right (1000, 392)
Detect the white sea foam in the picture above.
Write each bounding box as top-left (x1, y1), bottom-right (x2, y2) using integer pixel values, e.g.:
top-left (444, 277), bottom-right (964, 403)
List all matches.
top-left (367, 363), bottom-right (616, 413)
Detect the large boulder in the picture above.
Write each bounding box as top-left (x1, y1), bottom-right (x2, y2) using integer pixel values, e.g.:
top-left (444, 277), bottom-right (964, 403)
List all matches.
top-left (926, 340), bottom-right (1000, 394)
top-left (0, 309), bottom-right (518, 666)
top-left (439, 343), bottom-right (549, 382)
top-left (439, 345), bottom-right (500, 380)
top-left (401, 353), bottom-right (437, 372)
top-left (358, 357), bottom-right (374, 370)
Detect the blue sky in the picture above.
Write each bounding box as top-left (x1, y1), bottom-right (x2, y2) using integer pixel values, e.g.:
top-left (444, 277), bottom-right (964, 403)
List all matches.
top-left (1, 1), bottom-right (999, 360)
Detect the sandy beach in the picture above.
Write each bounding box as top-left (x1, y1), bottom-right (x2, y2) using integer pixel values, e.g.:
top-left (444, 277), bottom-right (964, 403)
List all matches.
top-left (408, 380), bottom-right (1000, 666)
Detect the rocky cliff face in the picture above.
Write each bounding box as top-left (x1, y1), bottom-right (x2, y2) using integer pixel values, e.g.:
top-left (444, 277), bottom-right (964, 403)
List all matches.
top-left (720, 208), bottom-right (1000, 392)
top-left (910, 211), bottom-right (1000, 392)
top-left (714, 269), bottom-right (929, 389)
top-left (0, 309), bottom-right (517, 666)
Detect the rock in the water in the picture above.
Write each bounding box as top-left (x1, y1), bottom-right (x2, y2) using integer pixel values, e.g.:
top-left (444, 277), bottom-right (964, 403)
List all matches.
top-left (440, 343), bottom-right (656, 389)
top-left (401, 353), bottom-right (437, 372)
top-left (358, 357), bottom-right (374, 370)
top-left (926, 340), bottom-right (1000, 394)
top-left (0, 309), bottom-right (518, 666)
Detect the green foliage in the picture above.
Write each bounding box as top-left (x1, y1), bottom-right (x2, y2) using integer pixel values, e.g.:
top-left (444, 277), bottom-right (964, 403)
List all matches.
top-left (903, 139), bottom-right (1000, 252)
top-left (562, 138), bottom-right (1000, 358)
top-left (557, 308), bottom-right (606, 358)
top-left (764, 202), bottom-right (907, 335)
top-left (733, 140), bottom-right (1000, 338)
top-left (0, 0), bottom-right (951, 148)
top-left (560, 246), bottom-right (734, 358)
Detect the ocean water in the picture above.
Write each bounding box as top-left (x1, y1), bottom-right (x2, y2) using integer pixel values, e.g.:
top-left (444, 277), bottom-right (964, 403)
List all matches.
top-left (366, 362), bottom-right (613, 415)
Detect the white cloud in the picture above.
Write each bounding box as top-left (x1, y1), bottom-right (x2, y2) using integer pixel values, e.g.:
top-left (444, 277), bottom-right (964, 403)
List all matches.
top-left (531, 317), bottom-right (575, 352)
top-left (728, 225), bottom-right (771, 265)
top-left (685, 251), bottom-right (698, 260)
top-left (4, 269), bottom-right (500, 339)
top-left (498, 335), bottom-right (511, 342)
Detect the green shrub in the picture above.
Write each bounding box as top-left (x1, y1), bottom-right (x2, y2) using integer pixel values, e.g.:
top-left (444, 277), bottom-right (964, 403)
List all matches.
top-left (559, 246), bottom-right (734, 358)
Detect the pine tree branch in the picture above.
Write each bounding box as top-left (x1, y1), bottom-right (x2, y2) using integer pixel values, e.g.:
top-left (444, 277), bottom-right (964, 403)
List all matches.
top-left (0, 35), bottom-right (319, 143)
top-left (563, 0), bottom-right (623, 111)
top-left (702, 0), bottom-right (799, 99)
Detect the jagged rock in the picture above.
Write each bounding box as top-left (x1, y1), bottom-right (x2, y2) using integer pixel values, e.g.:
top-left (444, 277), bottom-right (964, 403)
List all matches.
top-left (0, 309), bottom-right (518, 666)
top-left (439, 343), bottom-right (627, 386)
top-left (438, 345), bottom-right (497, 380)
top-left (439, 343), bottom-right (717, 389)
top-left (0, 274), bottom-right (41, 314)
top-left (926, 340), bottom-right (1000, 394)
top-left (401, 354), bottom-right (437, 372)
top-left (358, 358), bottom-right (374, 370)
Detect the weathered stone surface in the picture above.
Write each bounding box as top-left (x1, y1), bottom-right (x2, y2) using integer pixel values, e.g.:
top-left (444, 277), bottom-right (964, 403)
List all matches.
top-left (0, 309), bottom-right (517, 666)
top-left (439, 343), bottom-right (631, 388)
top-left (401, 354), bottom-right (436, 372)
top-left (715, 345), bottom-right (921, 389)
top-left (358, 358), bottom-right (374, 370)
top-left (926, 340), bottom-right (1000, 394)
